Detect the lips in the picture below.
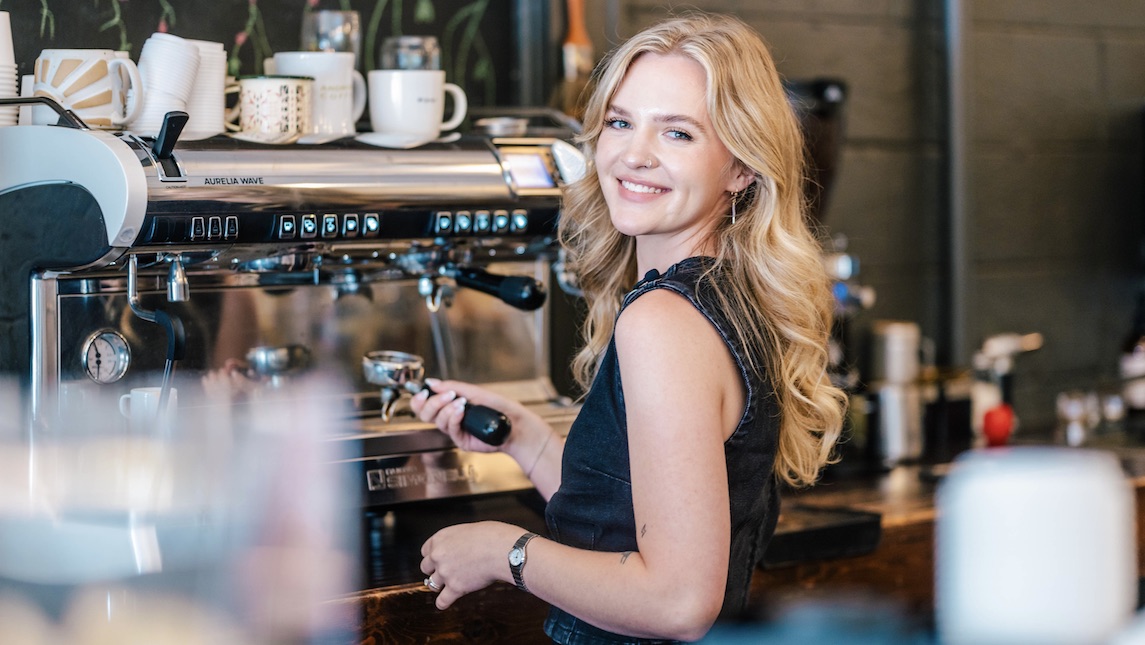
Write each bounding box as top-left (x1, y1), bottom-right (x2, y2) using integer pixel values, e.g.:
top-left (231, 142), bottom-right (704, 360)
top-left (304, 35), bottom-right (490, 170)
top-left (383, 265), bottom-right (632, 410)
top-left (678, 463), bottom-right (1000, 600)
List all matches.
top-left (619, 179), bottom-right (666, 194)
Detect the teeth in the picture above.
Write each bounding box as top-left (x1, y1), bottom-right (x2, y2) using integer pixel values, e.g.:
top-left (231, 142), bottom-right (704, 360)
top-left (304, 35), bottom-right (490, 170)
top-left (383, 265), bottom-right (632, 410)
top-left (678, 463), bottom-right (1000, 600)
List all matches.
top-left (621, 180), bottom-right (664, 194)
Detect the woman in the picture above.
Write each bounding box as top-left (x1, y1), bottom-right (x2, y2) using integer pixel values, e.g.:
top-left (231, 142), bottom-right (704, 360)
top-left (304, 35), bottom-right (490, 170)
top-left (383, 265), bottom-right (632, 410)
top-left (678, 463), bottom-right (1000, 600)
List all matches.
top-left (412, 12), bottom-right (845, 643)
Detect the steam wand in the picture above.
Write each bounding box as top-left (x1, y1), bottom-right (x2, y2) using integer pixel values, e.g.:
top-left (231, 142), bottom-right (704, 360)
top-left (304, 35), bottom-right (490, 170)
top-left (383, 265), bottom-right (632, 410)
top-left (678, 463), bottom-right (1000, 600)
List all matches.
top-left (128, 255), bottom-right (187, 424)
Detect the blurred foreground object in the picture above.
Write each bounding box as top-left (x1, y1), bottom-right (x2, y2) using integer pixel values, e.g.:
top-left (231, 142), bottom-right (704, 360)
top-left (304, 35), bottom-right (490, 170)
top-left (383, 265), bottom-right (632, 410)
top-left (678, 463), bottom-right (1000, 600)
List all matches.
top-left (936, 447), bottom-right (1135, 644)
top-left (0, 376), bottom-right (358, 644)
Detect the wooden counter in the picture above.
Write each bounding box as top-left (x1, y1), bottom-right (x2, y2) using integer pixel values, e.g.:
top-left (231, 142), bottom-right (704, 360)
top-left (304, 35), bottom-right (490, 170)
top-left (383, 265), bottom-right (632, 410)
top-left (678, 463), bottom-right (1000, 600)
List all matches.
top-left (336, 459), bottom-right (1145, 644)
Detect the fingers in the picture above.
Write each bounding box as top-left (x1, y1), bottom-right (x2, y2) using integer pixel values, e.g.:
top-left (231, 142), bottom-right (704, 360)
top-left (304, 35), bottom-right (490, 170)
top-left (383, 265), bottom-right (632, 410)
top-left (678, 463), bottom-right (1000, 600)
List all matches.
top-left (410, 388), bottom-right (466, 432)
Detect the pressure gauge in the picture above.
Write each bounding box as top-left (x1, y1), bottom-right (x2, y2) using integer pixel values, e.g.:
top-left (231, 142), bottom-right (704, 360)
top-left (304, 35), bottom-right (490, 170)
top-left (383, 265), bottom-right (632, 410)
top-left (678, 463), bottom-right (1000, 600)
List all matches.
top-left (82, 330), bottom-right (131, 384)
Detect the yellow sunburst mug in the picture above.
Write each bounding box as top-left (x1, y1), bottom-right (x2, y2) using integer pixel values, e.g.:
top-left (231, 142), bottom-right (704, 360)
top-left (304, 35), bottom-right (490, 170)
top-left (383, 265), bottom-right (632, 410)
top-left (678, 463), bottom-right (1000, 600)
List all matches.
top-left (32, 49), bottom-right (142, 129)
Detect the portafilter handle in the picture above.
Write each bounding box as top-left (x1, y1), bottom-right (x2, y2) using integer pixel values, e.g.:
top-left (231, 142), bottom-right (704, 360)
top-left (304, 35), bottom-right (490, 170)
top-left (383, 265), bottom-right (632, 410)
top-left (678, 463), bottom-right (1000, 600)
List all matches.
top-left (450, 266), bottom-right (546, 311)
top-left (362, 351), bottom-right (511, 446)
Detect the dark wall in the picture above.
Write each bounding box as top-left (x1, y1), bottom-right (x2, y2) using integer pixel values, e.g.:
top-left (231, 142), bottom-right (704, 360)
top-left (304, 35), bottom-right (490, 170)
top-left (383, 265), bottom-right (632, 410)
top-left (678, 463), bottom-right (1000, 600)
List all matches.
top-left (1, 0), bottom-right (533, 108)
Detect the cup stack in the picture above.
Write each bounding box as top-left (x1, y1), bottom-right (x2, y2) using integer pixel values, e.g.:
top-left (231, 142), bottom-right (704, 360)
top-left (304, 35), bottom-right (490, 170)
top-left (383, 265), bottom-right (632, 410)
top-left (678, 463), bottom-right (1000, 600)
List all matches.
top-left (0, 12), bottom-right (18, 126)
top-left (133, 32), bottom-right (201, 137)
top-left (182, 39), bottom-right (227, 140)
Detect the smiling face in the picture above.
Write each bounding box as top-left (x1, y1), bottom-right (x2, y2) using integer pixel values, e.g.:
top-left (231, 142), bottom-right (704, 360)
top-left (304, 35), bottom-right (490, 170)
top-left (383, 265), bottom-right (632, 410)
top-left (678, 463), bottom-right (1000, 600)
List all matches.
top-left (595, 52), bottom-right (752, 266)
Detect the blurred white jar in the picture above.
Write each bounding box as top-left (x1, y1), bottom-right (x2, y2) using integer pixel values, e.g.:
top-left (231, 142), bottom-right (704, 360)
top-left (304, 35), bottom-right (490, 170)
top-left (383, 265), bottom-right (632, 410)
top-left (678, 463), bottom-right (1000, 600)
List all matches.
top-left (936, 447), bottom-right (1136, 644)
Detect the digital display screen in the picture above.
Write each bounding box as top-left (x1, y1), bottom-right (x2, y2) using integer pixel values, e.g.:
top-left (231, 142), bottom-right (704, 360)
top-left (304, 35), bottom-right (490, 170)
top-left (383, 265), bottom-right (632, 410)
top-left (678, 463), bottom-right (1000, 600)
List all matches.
top-left (504, 153), bottom-right (556, 189)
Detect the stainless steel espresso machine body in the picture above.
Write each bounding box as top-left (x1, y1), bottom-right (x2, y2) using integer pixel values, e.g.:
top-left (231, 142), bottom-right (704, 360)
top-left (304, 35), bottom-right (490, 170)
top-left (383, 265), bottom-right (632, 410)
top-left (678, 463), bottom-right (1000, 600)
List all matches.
top-left (0, 121), bottom-right (583, 511)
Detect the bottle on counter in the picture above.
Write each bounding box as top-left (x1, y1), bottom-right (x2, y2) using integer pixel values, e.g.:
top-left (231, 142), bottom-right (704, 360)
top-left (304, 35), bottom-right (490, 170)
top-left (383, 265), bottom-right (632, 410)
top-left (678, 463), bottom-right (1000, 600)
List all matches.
top-left (1119, 289), bottom-right (1145, 431)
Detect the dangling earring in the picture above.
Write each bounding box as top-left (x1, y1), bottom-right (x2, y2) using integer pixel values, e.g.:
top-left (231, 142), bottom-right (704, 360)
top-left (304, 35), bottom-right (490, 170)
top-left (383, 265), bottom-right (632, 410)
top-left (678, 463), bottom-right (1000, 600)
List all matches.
top-left (730, 190), bottom-right (740, 225)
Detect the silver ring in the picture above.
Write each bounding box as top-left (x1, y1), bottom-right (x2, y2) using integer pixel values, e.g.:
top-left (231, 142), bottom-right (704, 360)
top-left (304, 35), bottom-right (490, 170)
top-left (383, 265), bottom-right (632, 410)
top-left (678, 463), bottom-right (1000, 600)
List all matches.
top-left (424, 576), bottom-right (441, 591)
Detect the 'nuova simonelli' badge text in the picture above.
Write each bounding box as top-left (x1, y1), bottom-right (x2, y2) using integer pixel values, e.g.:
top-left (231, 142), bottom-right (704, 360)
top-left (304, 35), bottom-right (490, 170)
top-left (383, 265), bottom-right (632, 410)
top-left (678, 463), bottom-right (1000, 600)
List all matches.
top-left (203, 177), bottom-right (265, 185)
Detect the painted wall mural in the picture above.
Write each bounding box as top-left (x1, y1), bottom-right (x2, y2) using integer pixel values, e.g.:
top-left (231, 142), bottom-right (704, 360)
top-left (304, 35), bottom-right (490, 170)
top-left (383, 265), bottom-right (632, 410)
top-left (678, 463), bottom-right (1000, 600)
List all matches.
top-left (0, 0), bottom-right (511, 106)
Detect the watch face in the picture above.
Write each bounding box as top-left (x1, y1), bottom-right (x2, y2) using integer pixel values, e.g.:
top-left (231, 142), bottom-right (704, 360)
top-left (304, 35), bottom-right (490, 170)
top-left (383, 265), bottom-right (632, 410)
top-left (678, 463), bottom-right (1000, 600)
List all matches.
top-left (509, 548), bottom-right (525, 567)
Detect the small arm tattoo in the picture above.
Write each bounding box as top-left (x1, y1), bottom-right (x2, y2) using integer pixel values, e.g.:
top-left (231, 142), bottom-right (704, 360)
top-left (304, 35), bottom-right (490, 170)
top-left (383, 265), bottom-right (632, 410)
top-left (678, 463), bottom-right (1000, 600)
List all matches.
top-left (640, 524), bottom-right (647, 538)
top-left (620, 551), bottom-right (633, 564)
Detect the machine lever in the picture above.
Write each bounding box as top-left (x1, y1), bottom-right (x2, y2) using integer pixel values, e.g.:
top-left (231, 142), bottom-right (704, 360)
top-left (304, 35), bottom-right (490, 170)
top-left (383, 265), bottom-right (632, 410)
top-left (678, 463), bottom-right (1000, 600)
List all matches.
top-left (153, 111), bottom-right (189, 160)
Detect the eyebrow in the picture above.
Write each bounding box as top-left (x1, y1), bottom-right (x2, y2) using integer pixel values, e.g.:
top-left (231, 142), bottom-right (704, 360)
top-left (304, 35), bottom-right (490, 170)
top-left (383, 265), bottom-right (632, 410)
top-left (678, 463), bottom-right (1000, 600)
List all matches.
top-left (608, 104), bottom-right (708, 135)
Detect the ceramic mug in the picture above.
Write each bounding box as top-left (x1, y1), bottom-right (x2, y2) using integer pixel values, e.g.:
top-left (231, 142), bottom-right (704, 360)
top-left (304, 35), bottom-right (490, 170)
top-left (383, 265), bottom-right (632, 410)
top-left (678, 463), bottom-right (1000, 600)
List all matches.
top-left (367, 69), bottom-right (466, 141)
top-left (118, 387), bottom-right (178, 434)
top-left (271, 52), bottom-right (365, 141)
top-left (32, 48), bottom-right (142, 129)
top-left (226, 75), bottom-right (312, 143)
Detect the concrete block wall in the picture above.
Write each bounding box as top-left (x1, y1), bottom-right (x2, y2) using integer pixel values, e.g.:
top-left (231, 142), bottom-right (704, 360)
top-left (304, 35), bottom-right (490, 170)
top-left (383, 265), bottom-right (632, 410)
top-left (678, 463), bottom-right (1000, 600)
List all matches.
top-left (588, 0), bottom-right (1145, 431)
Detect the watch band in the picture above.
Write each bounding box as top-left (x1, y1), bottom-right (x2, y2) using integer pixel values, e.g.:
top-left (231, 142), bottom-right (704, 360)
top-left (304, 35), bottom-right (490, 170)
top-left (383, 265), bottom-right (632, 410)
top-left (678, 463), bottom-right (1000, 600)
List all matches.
top-left (509, 531), bottom-right (539, 592)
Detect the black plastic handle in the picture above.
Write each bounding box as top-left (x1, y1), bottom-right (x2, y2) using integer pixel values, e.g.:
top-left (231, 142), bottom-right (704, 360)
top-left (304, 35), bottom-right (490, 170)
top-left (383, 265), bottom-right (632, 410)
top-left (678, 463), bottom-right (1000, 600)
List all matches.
top-left (453, 266), bottom-right (546, 311)
top-left (423, 384), bottom-right (511, 446)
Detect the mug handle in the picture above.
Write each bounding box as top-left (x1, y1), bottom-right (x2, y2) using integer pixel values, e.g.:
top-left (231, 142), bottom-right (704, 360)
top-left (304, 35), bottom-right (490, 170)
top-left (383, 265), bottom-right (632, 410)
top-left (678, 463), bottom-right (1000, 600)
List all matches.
top-left (224, 79), bottom-right (241, 131)
top-left (440, 82), bottom-right (468, 132)
top-left (351, 70), bottom-right (367, 124)
top-left (109, 58), bottom-right (144, 127)
top-left (119, 393), bottom-right (131, 418)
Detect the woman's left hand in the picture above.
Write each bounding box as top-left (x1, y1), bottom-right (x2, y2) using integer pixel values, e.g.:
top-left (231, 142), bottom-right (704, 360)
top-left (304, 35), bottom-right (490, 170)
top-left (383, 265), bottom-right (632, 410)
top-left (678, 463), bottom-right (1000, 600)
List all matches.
top-left (420, 521), bottom-right (523, 610)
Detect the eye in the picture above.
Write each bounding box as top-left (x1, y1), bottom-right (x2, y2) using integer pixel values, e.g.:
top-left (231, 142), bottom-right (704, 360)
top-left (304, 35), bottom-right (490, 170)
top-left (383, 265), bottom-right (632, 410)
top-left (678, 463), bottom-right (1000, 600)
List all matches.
top-left (604, 117), bottom-right (630, 130)
top-left (666, 129), bottom-right (693, 141)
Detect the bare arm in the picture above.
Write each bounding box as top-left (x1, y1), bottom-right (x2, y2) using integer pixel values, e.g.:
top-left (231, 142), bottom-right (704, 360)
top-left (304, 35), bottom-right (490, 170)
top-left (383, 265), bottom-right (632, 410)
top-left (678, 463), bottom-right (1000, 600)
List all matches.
top-left (421, 289), bottom-right (744, 641)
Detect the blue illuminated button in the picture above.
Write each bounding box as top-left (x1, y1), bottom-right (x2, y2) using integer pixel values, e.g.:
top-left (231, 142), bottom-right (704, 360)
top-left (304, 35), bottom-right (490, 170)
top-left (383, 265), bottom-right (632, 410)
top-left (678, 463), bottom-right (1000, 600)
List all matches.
top-left (208, 216), bottom-right (223, 239)
top-left (510, 209), bottom-right (528, 232)
top-left (301, 214), bottom-right (318, 238)
top-left (190, 216), bottom-right (205, 240)
top-left (224, 215), bottom-right (239, 239)
top-left (454, 210), bottom-right (472, 233)
top-left (343, 214), bottom-right (359, 237)
top-left (279, 215), bottom-right (296, 239)
top-left (322, 214), bottom-right (339, 238)
top-left (363, 213), bottom-right (380, 237)
top-left (474, 210), bottom-right (491, 233)
top-left (492, 209), bottom-right (510, 233)
top-left (435, 211), bottom-right (453, 234)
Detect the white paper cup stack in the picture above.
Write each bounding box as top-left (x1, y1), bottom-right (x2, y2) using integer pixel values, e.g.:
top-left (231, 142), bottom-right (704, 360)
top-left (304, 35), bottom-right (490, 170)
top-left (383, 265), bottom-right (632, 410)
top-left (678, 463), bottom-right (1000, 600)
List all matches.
top-left (182, 39), bottom-right (227, 140)
top-left (0, 12), bottom-right (17, 126)
top-left (133, 32), bottom-right (201, 137)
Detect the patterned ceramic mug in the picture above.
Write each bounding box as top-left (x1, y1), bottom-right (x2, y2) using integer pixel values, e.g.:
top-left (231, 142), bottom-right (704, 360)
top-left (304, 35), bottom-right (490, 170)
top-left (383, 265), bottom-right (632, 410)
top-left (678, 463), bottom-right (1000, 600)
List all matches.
top-left (226, 75), bottom-right (313, 143)
top-left (32, 49), bottom-right (142, 129)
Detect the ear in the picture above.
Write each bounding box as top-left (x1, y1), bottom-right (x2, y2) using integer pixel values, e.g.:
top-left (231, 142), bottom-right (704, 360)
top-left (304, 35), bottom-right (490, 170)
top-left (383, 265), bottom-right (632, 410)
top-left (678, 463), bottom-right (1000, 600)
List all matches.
top-left (726, 162), bottom-right (756, 194)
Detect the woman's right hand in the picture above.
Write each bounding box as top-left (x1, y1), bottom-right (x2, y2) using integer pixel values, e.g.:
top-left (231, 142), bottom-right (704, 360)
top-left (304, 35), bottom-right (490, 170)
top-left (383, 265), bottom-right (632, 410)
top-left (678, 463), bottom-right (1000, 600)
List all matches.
top-left (409, 379), bottom-right (552, 459)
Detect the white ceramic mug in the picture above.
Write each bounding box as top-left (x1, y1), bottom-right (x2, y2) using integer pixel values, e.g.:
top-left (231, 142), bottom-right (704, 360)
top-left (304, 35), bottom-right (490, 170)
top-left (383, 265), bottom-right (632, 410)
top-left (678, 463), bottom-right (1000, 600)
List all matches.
top-left (272, 52), bottom-right (365, 141)
top-left (226, 75), bottom-right (312, 143)
top-left (32, 48), bottom-right (142, 129)
top-left (118, 387), bottom-right (178, 434)
top-left (367, 69), bottom-right (466, 141)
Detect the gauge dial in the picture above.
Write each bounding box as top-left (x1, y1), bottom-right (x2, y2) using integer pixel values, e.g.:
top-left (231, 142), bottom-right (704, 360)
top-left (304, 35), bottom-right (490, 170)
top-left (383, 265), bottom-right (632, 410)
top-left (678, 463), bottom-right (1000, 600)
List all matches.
top-left (82, 330), bottom-right (131, 384)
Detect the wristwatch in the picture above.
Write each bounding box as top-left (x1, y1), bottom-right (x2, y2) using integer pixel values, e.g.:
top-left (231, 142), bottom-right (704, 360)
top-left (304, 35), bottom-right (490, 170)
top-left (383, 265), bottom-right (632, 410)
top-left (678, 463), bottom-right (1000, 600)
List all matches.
top-left (508, 531), bottom-right (539, 592)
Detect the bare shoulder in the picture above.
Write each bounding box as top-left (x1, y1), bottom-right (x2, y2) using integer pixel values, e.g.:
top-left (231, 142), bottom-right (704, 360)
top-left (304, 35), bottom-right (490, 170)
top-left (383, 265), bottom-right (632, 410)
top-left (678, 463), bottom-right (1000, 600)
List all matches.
top-left (615, 288), bottom-right (727, 366)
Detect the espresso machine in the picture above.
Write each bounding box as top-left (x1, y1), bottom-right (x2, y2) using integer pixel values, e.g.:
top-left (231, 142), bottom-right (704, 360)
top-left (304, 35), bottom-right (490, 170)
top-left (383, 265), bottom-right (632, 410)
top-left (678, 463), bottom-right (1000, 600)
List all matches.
top-left (0, 102), bottom-right (584, 538)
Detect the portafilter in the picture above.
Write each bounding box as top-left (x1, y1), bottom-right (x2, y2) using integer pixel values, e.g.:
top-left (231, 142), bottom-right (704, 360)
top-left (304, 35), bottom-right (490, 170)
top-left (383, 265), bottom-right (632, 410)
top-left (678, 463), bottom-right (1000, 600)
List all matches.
top-left (362, 350), bottom-right (510, 445)
top-left (246, 344), bottom-right (312, 388)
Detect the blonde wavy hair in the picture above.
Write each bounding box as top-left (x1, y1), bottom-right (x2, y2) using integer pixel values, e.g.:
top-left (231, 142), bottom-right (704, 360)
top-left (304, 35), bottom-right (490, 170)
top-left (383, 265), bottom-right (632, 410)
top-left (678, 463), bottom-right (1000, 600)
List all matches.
top-left (558, 12), bottom-right (845, 487)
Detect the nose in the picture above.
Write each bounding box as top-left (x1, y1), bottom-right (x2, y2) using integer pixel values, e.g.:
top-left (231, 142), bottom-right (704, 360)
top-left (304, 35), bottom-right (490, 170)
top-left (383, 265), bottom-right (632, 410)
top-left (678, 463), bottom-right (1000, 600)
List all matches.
top-left (621, 135), bottom-right (658, 170)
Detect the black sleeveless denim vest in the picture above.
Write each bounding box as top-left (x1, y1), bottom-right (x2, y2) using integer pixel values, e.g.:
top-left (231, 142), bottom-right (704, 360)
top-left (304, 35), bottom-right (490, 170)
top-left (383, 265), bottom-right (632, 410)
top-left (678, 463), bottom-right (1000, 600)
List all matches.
top-left (543, 256), bottom-right (781, 645)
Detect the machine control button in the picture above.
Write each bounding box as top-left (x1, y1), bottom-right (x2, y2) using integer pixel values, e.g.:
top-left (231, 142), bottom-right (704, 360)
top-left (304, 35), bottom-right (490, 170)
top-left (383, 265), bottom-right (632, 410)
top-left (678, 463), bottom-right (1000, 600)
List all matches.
top-left (510, 209), bottom-right (528, 232)
top-left (208, 216), bottom-right (223, 240)
top-left (224, 215), bottom-right (239, 239)
top-left (454, 210), bottom-right (472, 233)
top-left (343, 213), bottom-right (360, 237)
top-left (474, 210), bottom-right (491, 233)
top-left (190, 216), bottom-right (206, 240)
top-left (279, 215), bottom-right (297, 239)
top-left (363, 213), bottom-right (380, 237)
top-left (322, 214), bottom-right (339, 238)
top-left (435, 211), bottom-right (453, 234)
top-left (301, 214), bottom-right (318, 238)
top-left (492, 209), bottom-right (510, 233)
